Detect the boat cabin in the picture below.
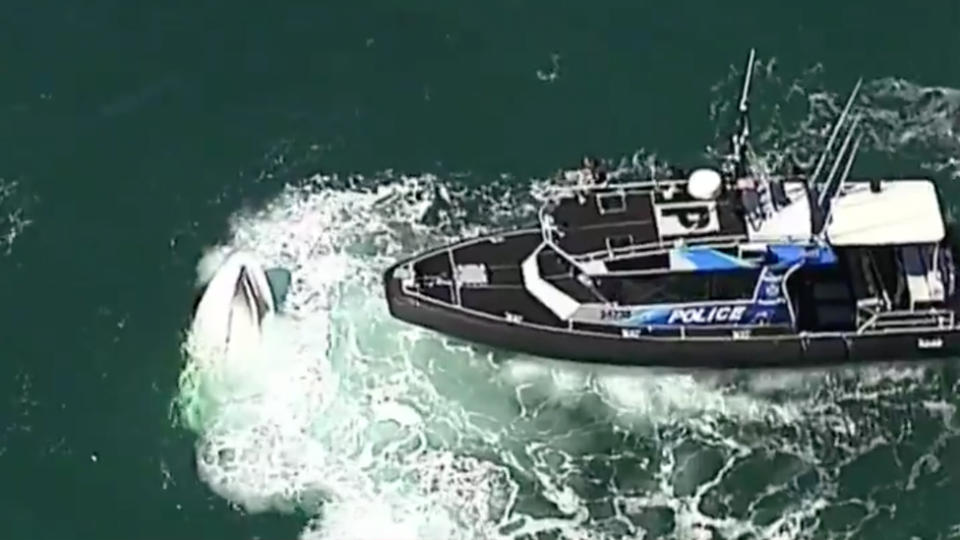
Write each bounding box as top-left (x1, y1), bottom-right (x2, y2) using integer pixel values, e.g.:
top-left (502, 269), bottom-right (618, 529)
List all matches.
top-left (517, 172), bottom-right (957, 339)
top-left (794, 178), bottom-right (956, 334)
top-left (388, 49), bottom-right (958, 347)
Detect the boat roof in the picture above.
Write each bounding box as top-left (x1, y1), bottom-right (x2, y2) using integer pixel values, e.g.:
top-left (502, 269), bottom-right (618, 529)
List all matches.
top-left (825, 180), bottom-right (945, 246)
top-left (541, 178), bottom-right (750, 260)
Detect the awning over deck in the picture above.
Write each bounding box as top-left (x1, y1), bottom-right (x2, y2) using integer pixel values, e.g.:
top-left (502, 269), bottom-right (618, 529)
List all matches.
top-left (826, 180), bottom-right (945, 246)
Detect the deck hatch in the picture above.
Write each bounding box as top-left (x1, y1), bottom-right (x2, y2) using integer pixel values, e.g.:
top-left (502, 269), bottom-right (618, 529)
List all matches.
top-left (596, 191), bottom-right (627, 215)
top-left (654, 201), bottom-right (721, 238)
top-left (454, 263), bottom-right (489, 286)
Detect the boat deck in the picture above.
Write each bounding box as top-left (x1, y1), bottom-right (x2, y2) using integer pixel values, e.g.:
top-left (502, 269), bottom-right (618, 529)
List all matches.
top-left (382, 47), bottom-right (960, 366)
top-left (550, 185), bottom-right (748, 257)
top-left (396, 179), bottom-right (960, 344)
top-left (401, 227), bottom-right (793, 338)
top-left (409, 231), bottom-right (566, 326)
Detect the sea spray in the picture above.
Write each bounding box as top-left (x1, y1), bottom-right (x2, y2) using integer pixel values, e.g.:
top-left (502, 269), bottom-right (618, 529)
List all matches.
top-left (173, 68), bottom-right (960, 538)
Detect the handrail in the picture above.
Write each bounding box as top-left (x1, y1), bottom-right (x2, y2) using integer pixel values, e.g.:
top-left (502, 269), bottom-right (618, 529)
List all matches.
top-left (572, 234), bottom-right (755, 263)
top-left (539, 173), bottom-right (807, 202)
top-left (857, 306), bottom-right (954, 333)
top-left (781, 261), bottom-right (804, 326)
top-left (539, 178), bottom-right (683, 197)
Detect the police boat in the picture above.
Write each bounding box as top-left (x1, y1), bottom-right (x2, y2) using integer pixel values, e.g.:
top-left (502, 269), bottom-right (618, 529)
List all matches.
top-left (382, 50), bottom-right (960, 368)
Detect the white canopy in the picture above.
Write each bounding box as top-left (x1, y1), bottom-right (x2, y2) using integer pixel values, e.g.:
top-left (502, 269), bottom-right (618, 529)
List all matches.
top-left (826, 180), bottom-right (945, 246)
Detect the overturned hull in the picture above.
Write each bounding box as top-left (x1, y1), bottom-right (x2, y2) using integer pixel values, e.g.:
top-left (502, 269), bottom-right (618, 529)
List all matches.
top-left (190, 251), bottom-right (283, 361)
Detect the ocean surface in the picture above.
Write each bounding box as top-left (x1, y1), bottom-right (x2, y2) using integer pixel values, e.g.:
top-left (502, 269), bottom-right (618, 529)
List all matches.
top-left (2, 2), bottom-right (960, 539)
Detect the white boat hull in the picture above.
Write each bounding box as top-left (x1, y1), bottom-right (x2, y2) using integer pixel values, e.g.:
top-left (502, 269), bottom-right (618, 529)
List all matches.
top-left (190, 251), bottom-right (276, 362)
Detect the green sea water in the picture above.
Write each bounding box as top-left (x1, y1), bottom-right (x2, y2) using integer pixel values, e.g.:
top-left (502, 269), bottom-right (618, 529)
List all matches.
top-left (2, 2), bottom-right (960, 539)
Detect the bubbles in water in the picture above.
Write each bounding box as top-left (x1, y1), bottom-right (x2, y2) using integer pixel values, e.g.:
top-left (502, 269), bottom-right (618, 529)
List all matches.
top-left (175, 171), bottom-right (821, 539)
top-left (0, 178), bottom-right (34, 256)
top-left (176, 175), bottom-right (534, 538)
top-left (174, 65), bottom-right (960, 539)
top-left (195, 246), bottom-right (232, 289)
top-left (708, 53), bottom-right (960, 183)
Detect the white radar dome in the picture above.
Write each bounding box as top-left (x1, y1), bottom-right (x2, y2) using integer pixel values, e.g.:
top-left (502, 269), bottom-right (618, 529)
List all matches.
top-left (687, 168), bottom-right (722, 200)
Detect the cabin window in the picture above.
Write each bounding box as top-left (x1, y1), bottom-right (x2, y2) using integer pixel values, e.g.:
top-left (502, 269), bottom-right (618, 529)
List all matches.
top-left (738, 245), bottom-right (772, 265)
top-left (710, 270), bottom-right (762, 300)
top-left (606, 253), bottom-right (670, 272)
top-left (597, 191), bottom-right (627, 214)
top-left (599, 269), bottom-right (761, 304)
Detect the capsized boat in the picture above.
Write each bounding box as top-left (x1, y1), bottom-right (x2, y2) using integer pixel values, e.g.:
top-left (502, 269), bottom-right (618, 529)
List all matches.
top-left (190, 250), bottom-right (291, 358)
top-left (383, 50), bottom-right (960, 368)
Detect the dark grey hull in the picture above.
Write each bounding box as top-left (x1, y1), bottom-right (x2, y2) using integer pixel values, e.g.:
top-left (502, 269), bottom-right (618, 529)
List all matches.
top-left (384, 272), bottom-right (960, 369)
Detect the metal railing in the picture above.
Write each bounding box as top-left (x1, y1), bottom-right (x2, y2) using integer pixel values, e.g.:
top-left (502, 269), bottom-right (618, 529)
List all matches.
top-left (856, 306), bottom-right (954, 334)
top-left (575, 234), bottom-right (752, 263)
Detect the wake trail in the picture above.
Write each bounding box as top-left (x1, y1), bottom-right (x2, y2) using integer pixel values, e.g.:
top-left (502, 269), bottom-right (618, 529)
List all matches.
top-left (174, 64), bottom-right (960, 539)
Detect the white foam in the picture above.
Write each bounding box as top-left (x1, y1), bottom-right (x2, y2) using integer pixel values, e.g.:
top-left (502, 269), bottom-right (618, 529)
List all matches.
top-left (171, 173), bottom-right (836, 539)
top-left (173, 70), bottom-right (960, 539)
top-left (0, 178), bottom-right (33, 255)
top-left (195, 246), bottom-right (232, 289)
top-left (176, 176), bottom-right (528, 537)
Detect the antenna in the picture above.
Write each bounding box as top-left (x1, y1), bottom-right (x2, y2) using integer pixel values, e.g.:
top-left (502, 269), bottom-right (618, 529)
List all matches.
top-left (837, 133), bottom-right (863, 195)
top-left (816, 120), bottom-right (864, 235)
top-left (817, 114), bottom-right (862, 208)
top-left (818, 133), bottom-right (863, 236)
top-left (728, 48), bottom-right (756, 179)
top-left (738, 48), bottom-right (756, 114)
top-left (807, 78), bottom-right (863, 195)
